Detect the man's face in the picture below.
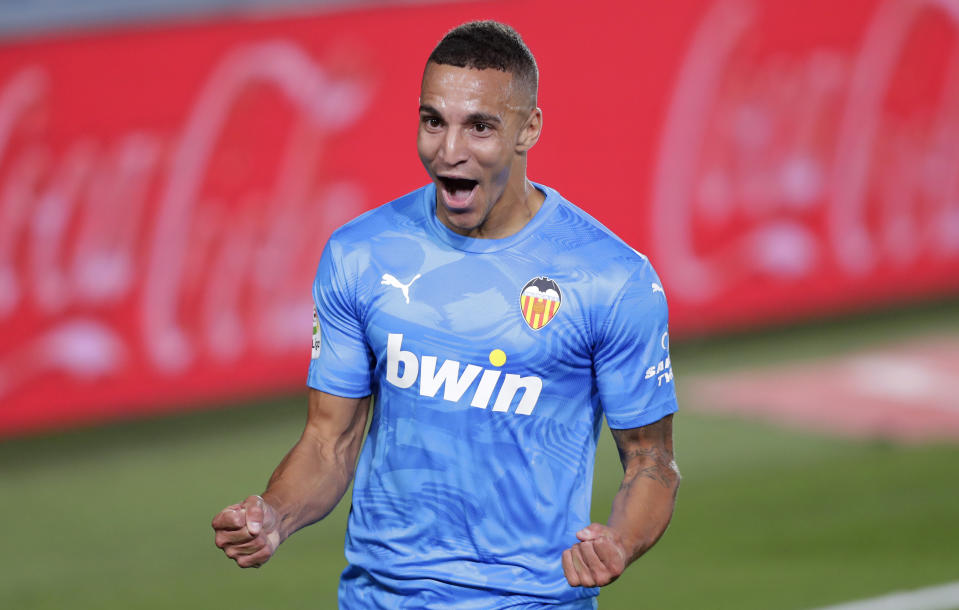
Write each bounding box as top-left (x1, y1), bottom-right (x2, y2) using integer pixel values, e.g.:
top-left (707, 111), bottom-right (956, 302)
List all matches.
top-left (417, 62), bottom-right (539, 236)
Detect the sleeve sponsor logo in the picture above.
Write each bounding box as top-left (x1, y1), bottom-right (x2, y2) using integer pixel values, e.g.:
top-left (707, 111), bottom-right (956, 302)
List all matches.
top-left (646, 331), bottom-right (673, 386)
top-left (644, 356), bottom-right (674, 387)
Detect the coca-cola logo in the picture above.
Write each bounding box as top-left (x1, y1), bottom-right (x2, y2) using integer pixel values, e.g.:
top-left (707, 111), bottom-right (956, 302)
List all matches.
top-left (651, 0), bottom-right (959, 302)
top-left (0, 40), bottom-right (372, 399)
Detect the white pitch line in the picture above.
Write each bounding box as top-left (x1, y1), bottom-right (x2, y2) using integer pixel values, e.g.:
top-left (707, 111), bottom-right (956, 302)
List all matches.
top-left (811, 581), bottom-right (959, 610)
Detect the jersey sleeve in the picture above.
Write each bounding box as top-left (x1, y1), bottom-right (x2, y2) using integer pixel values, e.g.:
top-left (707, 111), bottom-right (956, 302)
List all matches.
top-left (306, 238), bottom-right (373, 397)
top-left (593, 261), bottom-right (678, 429)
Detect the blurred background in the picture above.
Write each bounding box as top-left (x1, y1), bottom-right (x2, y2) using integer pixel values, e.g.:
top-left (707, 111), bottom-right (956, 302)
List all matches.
top-left (1, 0), bottom-right (957, 608)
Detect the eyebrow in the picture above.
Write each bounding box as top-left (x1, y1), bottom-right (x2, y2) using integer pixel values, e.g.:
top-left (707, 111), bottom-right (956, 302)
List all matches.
top-left (465, 112), bottom-right (503, 125)
top-left (418, 105), bottom-right (503, 126)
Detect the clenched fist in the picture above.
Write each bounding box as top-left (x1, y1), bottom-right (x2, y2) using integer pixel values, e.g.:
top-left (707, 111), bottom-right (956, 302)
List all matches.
top-left (212, 495), bottom-right (282, 568)
top-left (561, 523), bottom-right (628, 587)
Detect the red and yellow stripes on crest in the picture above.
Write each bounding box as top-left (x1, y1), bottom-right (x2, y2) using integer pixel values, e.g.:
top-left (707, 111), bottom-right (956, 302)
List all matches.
top-left (521, 295), bottom-right (560, 330)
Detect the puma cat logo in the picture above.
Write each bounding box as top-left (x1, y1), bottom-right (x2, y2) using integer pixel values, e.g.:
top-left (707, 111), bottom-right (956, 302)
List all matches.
top-left (381, 273), bottom-right (422, 304)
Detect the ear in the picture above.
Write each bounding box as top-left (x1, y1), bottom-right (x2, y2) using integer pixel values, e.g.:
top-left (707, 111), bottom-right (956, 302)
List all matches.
top-left (516, 107), bottom-right (543, 153)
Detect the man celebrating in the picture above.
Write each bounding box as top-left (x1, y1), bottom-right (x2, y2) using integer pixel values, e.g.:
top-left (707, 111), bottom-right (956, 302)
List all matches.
top-left (213, 21), bottom-right (680, 608)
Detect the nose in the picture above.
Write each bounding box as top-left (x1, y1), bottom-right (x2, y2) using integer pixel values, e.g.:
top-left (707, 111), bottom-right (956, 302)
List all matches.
top-left (439, 127), bottom-right (468, 165)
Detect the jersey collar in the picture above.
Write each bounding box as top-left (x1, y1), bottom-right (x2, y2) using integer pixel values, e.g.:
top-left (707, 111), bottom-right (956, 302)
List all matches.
top-left (422, 182), bottom-right (559, 253)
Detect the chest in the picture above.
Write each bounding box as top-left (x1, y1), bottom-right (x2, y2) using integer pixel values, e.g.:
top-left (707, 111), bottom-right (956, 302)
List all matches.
top-left (361, 247), bottom-right (594, 382)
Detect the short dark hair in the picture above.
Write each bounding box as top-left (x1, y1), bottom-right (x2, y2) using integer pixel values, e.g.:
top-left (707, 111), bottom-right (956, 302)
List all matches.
top-left (427, 20), bottom-right (538, 106)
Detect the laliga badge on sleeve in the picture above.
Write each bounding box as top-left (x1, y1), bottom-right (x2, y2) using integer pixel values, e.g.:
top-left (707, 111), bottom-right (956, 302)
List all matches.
top-left (311, 307), bottom-right (321, 359)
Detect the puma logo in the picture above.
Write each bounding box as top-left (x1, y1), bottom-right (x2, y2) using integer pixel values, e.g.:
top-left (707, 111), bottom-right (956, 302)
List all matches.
top-left (381, 273), bottom-right (422, 304)
top-left (651, 283), bottom-right (665, 295)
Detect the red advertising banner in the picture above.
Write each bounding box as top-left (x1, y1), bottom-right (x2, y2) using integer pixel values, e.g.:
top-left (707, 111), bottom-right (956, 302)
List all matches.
top-left (1, 0), bottom-right (958, 436)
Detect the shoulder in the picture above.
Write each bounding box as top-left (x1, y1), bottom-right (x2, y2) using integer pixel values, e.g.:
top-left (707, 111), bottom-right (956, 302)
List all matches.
top-left (315, 184), bottom-right (431, 291)
top-left (537, 184), bottom-right (658, 287)
top-left (539, 193), bottom-right (670, 342)
top-left (328, 184), bottom-right (430, 248)
top-left (321, 185), bottom-right (434, 277)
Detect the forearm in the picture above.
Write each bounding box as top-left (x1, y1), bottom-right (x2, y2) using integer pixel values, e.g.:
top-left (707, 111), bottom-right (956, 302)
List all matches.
top-left (259, 437), bottom-right (355, 540)
top-left (261, 393), bottom-right (370, 542)
top-left (607, 416), bottom-right (680, 563)
top-left (560, 419), bottom-right (679, 589)
top-left (607, 455), bottom-right (680, 562)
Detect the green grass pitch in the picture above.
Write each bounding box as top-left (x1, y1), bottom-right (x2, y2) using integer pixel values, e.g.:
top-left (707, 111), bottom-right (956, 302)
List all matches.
top-left (1, 301), bottom-right (957, 609)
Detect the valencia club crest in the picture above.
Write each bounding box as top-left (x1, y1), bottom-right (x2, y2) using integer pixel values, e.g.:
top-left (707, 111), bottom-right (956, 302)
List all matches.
top-left (520, 277), bottom-right (562, 330)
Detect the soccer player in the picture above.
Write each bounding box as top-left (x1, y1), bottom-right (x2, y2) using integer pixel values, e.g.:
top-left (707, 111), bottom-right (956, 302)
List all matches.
top-left (213, 20), bottom-right (680, 608)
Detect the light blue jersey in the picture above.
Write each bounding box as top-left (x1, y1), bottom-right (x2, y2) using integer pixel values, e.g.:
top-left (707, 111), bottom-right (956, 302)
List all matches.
top-left (307, 183), bottom-right (677, 608)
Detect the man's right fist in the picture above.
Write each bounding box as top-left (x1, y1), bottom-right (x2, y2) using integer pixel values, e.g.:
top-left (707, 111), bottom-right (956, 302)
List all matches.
top-left (212, 494), bottom-right (282, 568)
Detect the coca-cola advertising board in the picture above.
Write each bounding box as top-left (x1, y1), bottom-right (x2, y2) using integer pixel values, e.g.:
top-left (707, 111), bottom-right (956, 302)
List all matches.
top-left (2, 0), bottom-right (958, 437)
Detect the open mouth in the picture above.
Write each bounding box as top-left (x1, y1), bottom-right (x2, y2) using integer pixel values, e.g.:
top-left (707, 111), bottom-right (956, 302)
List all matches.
top-left (437, 176), bottom-right (479, 208)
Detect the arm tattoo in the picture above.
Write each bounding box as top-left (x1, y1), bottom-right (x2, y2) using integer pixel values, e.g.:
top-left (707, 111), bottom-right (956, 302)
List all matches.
top-left (612, 420), bottom-right (680, 491)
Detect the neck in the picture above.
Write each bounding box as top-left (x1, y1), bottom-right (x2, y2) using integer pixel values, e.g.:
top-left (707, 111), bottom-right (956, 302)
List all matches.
top-left (454, 175), bottom-right (546, 240)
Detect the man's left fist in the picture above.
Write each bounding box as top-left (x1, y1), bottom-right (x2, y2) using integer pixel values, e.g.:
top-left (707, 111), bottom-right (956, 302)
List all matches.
top-left (561, 523), bottom-right (628, 587)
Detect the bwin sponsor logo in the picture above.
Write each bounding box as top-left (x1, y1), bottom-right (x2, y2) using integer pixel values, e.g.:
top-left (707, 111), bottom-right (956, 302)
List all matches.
top-left (385, 333), bottom-right (542, 415)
